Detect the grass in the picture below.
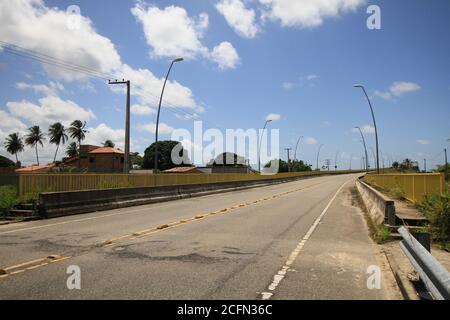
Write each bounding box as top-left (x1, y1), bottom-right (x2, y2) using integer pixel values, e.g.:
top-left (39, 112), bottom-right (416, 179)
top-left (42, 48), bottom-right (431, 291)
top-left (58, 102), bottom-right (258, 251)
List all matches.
top-left (419, 191), bottom-right (450, 251)
top-left (0, 185), bottom-right (18, 216)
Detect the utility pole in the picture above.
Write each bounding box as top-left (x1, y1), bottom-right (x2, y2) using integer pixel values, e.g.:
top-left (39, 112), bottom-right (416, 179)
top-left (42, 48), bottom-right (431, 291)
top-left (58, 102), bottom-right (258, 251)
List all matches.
top-left (285, 148), bottom-right (292, 172)
top-left (258, 120), bottom-right (272, 173)
top-left (108, 79), bottom-right (130, 174)
top-left (334, 151), bottom-right (339, 171)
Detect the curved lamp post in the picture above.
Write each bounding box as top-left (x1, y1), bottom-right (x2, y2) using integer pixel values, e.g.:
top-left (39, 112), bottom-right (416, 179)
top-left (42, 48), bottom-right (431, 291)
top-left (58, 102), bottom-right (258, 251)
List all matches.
top-left (316, 144), bottom-right (324, 171)
top-left (353, 84), bottom-right (380, 174)
top-left (258, 119), bottom-right (272, 173)
top-left (154, 58), bottom-right (183, 172)
top-left (354, 126), bottom-right (369, 172)
top-left (294, 136), bottom-right (303, 161)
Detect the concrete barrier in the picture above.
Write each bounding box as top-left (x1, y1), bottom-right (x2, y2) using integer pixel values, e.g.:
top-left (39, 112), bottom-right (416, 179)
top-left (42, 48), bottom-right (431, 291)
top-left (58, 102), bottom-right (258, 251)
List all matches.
top-left (38, 175), bottom-right (312, 218)
top-left (356, 177), bottom-right (396, 226)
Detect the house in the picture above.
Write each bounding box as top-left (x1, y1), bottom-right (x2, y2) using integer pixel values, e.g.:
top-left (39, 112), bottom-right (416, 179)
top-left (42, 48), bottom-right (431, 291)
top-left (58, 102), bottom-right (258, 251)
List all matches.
top-left (64, 145), bottom-right (125, 173)
top-left (206, 152), bottom-right (252, 174)
top-left (163, 166), bottom-right (204, 174)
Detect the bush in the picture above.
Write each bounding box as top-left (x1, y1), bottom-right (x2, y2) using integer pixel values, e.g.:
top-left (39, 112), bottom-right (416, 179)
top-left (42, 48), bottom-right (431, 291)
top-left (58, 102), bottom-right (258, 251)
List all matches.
top-left (419, 192), bottom-right (450, 250)
top-left (0, 185), bottom-right (18, 215)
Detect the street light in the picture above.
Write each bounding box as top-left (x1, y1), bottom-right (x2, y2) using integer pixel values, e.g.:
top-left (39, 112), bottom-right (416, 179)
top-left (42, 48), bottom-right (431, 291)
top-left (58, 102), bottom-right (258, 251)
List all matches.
top-left (354, 126), bottom-right (369, 172)
top-left (154, 58), bottom-right (183, 173)
top-left (316, 144), bottom-right (324, 171)
top-left (258, 119), bottom-right (272, 173)
top-left (353, 84), bottom-right (380, 174)
top-left (294, 136), bottom-right (303, 161)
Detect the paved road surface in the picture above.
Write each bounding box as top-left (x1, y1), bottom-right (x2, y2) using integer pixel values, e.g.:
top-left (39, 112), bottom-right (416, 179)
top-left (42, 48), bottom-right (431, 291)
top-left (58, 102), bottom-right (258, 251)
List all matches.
top-left (0, 174), bottom-right (396, 299)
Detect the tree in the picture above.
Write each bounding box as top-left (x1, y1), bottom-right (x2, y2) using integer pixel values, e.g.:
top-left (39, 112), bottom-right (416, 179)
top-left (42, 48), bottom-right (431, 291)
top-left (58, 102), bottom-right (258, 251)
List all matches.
top-left (399, 158), bottom-right (419, 172)
top-left (25, 125), bottom-right (45, 165)
top-left (142, 140), bottom-right (190, 171)
top-left (68, 120), bottom-right (87, 167)
top-left (392, 161), bottom-right (399, 170)
top-left (207, 152), bottom-right (246, 167)
top-left (130, 152), bottom-right (143, 169)
top-left (66, 142), bottom-right (78, 158)
top-left (48, 122), bottom-right (68, 163)
top-left (68, 120), bottom-right (87, 149)
top-left (102, 140), bottom-right (115, 148)
top-left (264, 159), bottom-right (312, 173)
top-left (4, 133), bottom-right (24, 164)
top-left (0, 155), bottom-right (15, 168)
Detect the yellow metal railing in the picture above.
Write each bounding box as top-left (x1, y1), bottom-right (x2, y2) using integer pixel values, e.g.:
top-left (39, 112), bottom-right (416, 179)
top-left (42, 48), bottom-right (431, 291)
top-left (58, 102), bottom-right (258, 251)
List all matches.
top-left (17, 170), bottom-right (359, 197)
top-left (363, 173), bottom-right (445, 203)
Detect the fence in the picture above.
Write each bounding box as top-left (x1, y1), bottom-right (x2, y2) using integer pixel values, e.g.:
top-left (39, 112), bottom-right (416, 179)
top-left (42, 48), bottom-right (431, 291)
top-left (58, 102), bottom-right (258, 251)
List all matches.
top-left (363, 173), bottom-right (445, 203)
top-left (17, 170), bottom-right (358, 198)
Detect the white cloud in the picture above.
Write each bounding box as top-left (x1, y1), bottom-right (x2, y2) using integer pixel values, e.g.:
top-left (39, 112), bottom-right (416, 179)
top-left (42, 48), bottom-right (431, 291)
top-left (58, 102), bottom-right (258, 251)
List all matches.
top-left (0, 0), bottom-right (122, 81)
top-left (304, 137), bottom-right (317, 145)
top-left (352, 125), bottom-right (375, 134)
top-left (131, 4), bottom-right (209, 59)
top-left (139, 122), bottom-right (175, 135)
top-left (130, 104), bottom-right (156, 116)
top-left (7, 96), bottom-right (95, 128)
top-left (131, 3), bottom-right (240, 70)
top-left (84, 123), bottom-right (128, 150)
top-left (175, 113), bottom-right (200, 121)
top-left (209, 42), bottom-right (240, 70)
top-left (282, 82), bottom-right (294, 90)
top-left (15, 81), bottom-right (64, 96)
top-left (216, 0), bottom-right (259, 38)
top-left (374, 81), bottom-right (421, 101)
top-left (306, 74), bottom-right (318, 80)
top-left (266, 113), bottom-right (281, 121)
top-left (259, 0), bottom-right (365, 28)
top-left (417, 139), bottom-right (431, 145)
top-left (0, 110), bottom-right (28, 132)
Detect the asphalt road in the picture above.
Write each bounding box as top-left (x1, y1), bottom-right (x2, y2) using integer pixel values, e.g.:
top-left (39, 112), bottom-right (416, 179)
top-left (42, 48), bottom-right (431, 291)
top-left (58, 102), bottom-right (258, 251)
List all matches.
top-left (0, 174), bottom-right (395, 299)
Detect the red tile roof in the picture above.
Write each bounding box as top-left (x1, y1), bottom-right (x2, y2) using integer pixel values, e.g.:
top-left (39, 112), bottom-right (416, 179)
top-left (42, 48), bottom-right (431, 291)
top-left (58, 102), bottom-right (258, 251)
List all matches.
top-left (88, 147), bottom-right (124, 154)
top-left (163, 166), bottom-right (202, 173)
top-left (15, 163), bottom-right (56, 173)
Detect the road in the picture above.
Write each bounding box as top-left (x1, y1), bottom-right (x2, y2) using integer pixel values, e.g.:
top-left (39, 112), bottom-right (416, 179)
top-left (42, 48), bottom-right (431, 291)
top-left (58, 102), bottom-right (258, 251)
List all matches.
top-left (0, 174), bottom-right (398, 299)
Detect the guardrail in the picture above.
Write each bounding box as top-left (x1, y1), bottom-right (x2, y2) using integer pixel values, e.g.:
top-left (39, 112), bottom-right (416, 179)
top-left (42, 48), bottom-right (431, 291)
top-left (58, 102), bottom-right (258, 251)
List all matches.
top-left (398, 227), bottom-right (450, 300)
top-left (17, 170), bottom-right (362, 197)
top-left (363, 173), bottom-right (445, 203)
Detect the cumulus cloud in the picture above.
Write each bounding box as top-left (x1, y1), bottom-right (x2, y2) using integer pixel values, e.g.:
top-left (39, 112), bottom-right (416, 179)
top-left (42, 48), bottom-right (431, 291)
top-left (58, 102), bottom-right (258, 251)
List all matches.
top-left (216, 0), bottom-right (259, 38)
top-left (352, 125), bottom-right (375, 134)
top-left (130, 104), bottom-right (156, 116)
top-left (417, 139), bottom-right (431, 145)
top-left (139, 122), bottom-right (175, 135)
top-left (0, 0), bottom-right (122, 81)
top-left (209, 42), bottom-right (240, 70)
top-left (266, 113), bottom-right (281, 121)
top-left (7, 96), bottom-right (95, 128)
top-left (282, 82), bottom-right (294, 90)
top-left (374, 81), bottom-right (421, 101)
top-left (15, 81), bottom-right (64, 96)
top-left (259, 0), bottom-right (365, 28)
top-left (131, 3), bottom-right (240, 70)
top-left (304, 137), bottom-right (317, 145)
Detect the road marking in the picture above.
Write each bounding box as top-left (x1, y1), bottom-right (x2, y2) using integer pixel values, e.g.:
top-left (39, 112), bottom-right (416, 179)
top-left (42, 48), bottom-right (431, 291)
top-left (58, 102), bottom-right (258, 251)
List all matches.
top-left (0, 255), bottom-right (71, 280)
top-left (260, 179), bottom-right (351, 300)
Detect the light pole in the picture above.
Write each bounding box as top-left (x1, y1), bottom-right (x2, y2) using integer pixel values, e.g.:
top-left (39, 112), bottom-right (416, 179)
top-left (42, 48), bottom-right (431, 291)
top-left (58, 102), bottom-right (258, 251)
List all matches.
top-left (334, 151), bottom-right (340, 171)
top-left (355, 126), bottom-right (369, 172)
top-left (154, 58), bottom-right (183, 173)
top-left (294, 136), bottom-right (303, 161)
top-left (258, 119), bottom-right (272, 173)
top-left (316, 144), bottom-right (324, 171)
top-left (354, 84), bottom-right (380, 174)
top-left (349, 153), bottom-right (354, 170)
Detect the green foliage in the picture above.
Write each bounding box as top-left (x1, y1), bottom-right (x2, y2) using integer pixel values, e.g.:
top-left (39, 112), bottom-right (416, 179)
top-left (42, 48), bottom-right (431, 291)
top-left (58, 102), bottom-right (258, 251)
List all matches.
top-left (377, 224), bottom-right (391, 244)
top-left (143, 140), bottom-right (190, 171)
top-left (386, 184), bottom-right (406, 200)
top-left (0, 155), bottom-right (16, 168)
top-left (66, 142), bottom-right (79, 158)
top-left (0, 185), bottom-right (18, 215)
top-left (4, 133), bottom-right (24, 163)
top-left (419, 192), bottom-right (450, 249)
top-left (130, 153), bottom-right (143, 168)
top-left (102, 140), bottom-right (115, 148)
top-left (265, 159), bottom-right (312, 173)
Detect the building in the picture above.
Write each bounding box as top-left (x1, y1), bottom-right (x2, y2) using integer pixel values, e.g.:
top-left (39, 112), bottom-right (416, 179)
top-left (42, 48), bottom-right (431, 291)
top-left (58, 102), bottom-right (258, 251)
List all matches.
top-left (64, 145), bottom-right (125, 173)
top-left (163, 166), bottom-right (204, 174)
top-left (15, 164), bottom-right (56, 173)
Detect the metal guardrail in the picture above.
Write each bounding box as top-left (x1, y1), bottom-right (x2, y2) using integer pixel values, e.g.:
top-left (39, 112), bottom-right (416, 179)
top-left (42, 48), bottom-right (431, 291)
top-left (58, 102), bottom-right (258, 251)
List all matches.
top-left (398, 227), bottom-right (450, 300)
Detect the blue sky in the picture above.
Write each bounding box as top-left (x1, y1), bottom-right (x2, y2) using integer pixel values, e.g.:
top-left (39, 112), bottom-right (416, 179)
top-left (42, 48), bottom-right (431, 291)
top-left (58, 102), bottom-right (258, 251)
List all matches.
top-left (0, 0), bottom-right (449, 169)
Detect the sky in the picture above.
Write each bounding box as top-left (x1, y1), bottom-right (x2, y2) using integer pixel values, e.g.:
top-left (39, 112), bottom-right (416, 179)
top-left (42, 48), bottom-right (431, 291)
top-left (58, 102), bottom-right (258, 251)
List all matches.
top-left (0, 0), bottom-right (449, 170)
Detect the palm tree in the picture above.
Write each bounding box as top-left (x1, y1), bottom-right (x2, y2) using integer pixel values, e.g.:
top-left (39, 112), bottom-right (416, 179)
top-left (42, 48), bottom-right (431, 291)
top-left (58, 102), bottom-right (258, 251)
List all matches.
top-left (103, 140), bottom-right (115, 148)
top-left (68, 120), bottom-right (87, 167)
top-left (66, 142), bottom-right (78, 158)
top-left (4, 133), bottom-right (24, 164)
top-left (25, 126), bottom-right (45, 165)
top-left (48, 122), bottom-right (68, 163)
